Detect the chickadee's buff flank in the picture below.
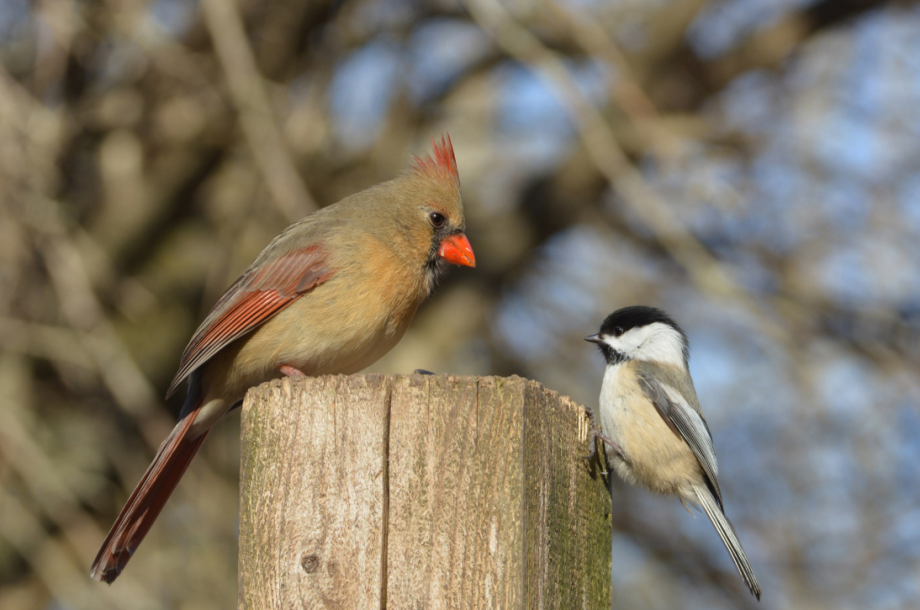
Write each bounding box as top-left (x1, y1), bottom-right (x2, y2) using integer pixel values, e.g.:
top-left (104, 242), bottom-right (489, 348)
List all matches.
top-left (586, 306), bottom-right (761, 600)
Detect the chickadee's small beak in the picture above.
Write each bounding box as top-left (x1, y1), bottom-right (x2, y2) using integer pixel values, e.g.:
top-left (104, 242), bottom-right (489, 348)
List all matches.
top-left (584, 334), bottom-right (603, 344)
top-left (438, 233), bottom-right (476, 268)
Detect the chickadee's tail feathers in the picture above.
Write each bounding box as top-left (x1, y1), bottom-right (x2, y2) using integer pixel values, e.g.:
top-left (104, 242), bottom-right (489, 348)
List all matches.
top-left (694, 485), bottom-right (762, 600)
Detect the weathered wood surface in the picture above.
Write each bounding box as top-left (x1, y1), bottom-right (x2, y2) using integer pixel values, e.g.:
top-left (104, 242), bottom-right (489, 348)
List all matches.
top-left (239, 374), bottom-right (611, 610)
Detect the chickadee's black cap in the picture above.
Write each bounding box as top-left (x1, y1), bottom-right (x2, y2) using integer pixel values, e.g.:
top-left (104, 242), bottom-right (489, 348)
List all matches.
top-left (599, 306), bottom-right (687, 344)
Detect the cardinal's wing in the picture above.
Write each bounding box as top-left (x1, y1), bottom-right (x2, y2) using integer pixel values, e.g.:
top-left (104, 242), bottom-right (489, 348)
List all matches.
top-left (166, 244), bottom-right (334, 398)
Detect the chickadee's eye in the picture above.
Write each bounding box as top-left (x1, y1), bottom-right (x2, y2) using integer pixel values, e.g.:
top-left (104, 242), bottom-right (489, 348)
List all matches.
top-left (428, 211), bottom-right (446, 228)
top-left (613, 326), bottom-right (624, 336)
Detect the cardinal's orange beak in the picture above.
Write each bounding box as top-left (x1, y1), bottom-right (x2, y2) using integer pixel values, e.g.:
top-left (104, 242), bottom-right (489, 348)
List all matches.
top-left (438, 233), bottom-right (476, 268)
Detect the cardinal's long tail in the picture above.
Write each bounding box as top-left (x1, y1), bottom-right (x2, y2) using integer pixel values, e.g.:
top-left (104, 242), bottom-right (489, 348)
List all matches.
top-left (91, 409), bottom-right (209, 584)
top-left (693, 484), bottom-right (762, 600)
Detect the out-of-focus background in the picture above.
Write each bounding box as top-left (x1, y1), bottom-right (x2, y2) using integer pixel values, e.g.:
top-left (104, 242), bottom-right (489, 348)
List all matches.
top-left (1, 0), bottom-right (918, 608)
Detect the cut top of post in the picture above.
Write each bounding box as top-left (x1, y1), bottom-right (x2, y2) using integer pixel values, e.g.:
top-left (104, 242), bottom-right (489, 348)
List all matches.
top-left (238, 374), bottom-right (611, 610)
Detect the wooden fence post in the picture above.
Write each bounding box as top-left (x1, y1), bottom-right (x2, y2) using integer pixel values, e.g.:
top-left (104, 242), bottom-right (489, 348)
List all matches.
top-left (238, 374), bottom-right (611, 609)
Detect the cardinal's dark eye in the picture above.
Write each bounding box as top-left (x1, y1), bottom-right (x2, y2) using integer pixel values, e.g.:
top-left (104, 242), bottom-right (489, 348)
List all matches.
top-left (613, 326), bottom-right (624, 336)
top-left (428, 211), bottom-right (446, 228)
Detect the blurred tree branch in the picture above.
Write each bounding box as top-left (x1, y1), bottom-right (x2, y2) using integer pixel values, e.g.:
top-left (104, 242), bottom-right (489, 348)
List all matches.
top-left (201, 0), bottom-right (316, 220)
top-left (465, 0), bottom-right (790, 347)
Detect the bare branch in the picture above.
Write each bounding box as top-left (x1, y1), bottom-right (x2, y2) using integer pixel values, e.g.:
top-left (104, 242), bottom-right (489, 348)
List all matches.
top-left (200, 0), bottom-right (317, 220)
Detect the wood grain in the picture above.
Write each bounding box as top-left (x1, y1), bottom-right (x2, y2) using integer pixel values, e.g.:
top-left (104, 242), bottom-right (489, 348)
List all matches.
top-left (385, 375), bottom-right (526, 609)
top-left (239, 375), bottom-right (611, 610)
top-left (239, 375), bottom-right (390, 609)
top-left (522, 380), bottom-right (612, 609)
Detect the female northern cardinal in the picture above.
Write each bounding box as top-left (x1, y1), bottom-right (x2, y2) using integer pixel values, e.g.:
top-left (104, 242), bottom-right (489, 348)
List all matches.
top-left (91, 135), bottom-right (475, 584)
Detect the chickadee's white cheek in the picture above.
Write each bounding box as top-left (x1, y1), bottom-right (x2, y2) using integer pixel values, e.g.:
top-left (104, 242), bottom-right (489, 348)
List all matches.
top-left (630, 323), bottom-right (686, 367)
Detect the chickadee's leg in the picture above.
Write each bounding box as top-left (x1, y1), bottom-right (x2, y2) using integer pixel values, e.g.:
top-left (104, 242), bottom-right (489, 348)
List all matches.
top-left (413, 369), bottom-right (436, 375)
top-left (279, 365), bottom-right (307, 377)
top-left (582, 408), bottom-right (609, 475)
top-left (583, 407), bottom-right (625, 463)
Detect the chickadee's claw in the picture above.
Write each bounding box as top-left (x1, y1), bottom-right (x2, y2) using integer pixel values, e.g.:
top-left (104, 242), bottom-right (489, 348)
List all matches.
top-left (584, 440), bottom-right (607, 475)
top-left (582, 407), bottom-right (625, 468)
top-left (582, 408), bottom-right (607, 474)
top-left (413, 369), bottom-right (436, 375)
top-left (584, 406), bottom-right (597, 426)
top-left (583, 408), bottom-right (600, 460)
top-left (593, 429), bottom-right (625, 462)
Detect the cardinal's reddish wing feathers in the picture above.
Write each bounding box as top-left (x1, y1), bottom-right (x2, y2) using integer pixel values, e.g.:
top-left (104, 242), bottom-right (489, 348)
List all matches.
top-left (166, 246), bottom-right (333, 397)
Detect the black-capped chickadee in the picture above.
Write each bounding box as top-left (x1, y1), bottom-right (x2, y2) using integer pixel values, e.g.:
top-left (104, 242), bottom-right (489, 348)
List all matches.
top-left (585, 306), bottom-right (761, 600)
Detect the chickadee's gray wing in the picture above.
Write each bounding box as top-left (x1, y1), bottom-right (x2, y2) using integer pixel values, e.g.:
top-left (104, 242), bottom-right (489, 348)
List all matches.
top-left (637, 373), bottom-right (723, 509)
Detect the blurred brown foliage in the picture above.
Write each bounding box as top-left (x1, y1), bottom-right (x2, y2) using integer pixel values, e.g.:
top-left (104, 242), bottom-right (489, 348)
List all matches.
top-left (2, 0), bottom-right (920, 609)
